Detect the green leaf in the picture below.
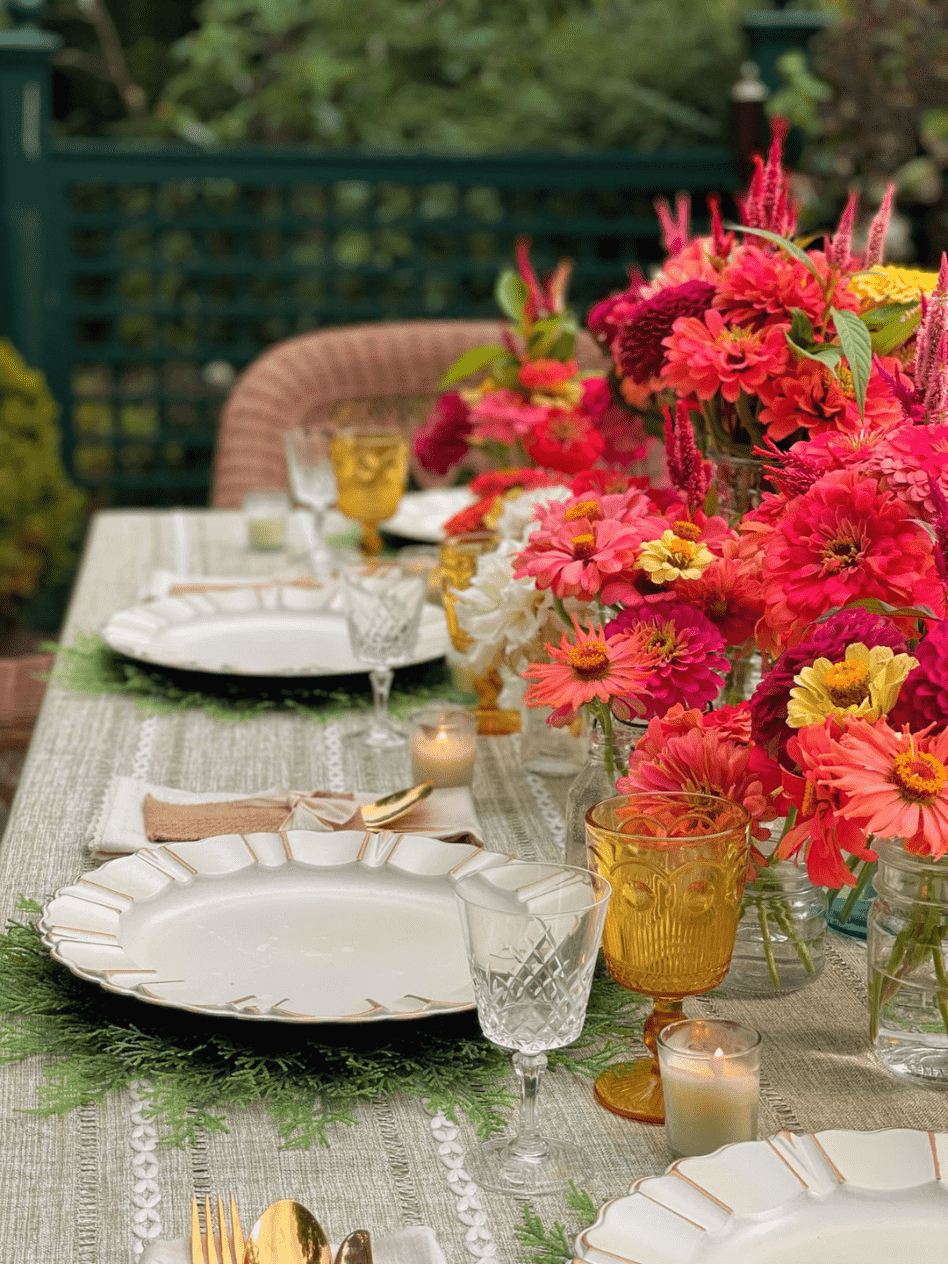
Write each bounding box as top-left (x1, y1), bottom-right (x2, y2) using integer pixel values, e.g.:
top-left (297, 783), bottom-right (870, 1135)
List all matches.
top-left (814, 599), bottom-right (939, 624)
top-left (831, 307), bottom-right (873, 418)
top-left (495, 270), bottom-right (529, 323)
top-left (546, 330), bottom-right (578, 361)
top-left (783, 333), bottom-right (841, 370)
top-left (861, 301), bottom-right (918, 331)
top-left (870, 306), bottom-right (922, 356)
top-left (788, 307), bottom-right (815, 347)
top-left (725, 223), bottom-right (822, 282)
top-left (565, 1183), bottom-right (598, 1228)
top-left (438, 343), bottom-right (506, 387)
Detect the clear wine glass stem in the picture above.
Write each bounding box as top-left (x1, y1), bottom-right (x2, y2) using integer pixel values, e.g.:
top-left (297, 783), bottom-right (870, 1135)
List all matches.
top-left (368, 666), bottom-right (395, 735)
top-left (509, 1051), bottom-right (549, 1159)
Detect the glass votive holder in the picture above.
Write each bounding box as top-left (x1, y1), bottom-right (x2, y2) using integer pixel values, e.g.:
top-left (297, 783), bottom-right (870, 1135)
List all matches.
top-left (244, 490), bottom-right (290, 550)
top-left (657, 1018), bottom-right (761, 1158)
top-left (409, 704), bottom-right (477, 789)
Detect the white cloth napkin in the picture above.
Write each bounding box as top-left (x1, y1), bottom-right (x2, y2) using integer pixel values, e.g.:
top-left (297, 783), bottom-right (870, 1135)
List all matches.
top-left (88, 776), bottom-right (484, 858)
top-left (141, 1223), bottom-right (447, 1264)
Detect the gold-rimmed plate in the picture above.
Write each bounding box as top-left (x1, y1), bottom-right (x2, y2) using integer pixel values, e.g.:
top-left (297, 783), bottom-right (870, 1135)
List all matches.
top-left (575, 1129), bottom-right (948, 1264)
top-left (40, 832), bottom-right (510, 1023)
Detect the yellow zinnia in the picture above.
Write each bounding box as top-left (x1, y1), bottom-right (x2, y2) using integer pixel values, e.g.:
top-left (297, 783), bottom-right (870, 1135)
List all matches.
top-left (849, 265), bottom-right (939, 309)
top-left (637, 530), bottom-right (714, 585)
top-left (787, 643), bottom-right (918, 729)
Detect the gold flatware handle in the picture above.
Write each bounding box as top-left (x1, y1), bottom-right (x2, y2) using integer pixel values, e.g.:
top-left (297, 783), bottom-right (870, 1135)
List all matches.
top-left (360, 782), bottom-right (433, 829)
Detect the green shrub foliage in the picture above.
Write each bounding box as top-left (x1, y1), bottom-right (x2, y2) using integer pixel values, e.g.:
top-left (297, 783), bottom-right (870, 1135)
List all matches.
top-left (0, 341), bottom-right (84, 628)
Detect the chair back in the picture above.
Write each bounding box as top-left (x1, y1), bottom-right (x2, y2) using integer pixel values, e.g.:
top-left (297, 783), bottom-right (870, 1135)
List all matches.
top-left (211, 319), bottom-right (604, 507)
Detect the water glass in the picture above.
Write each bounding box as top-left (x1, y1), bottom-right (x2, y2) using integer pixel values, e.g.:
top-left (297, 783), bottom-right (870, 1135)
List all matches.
top-left (454, 861), bottom-right (611, 1197)
top-left (340, 558), bottom-right (427, 748)
top-left (285, 426), bottom-right (337, 575)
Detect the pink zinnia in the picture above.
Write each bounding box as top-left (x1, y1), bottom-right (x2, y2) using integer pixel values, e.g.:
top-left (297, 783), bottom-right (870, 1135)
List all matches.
top-left (617, 721), bottom-right (778, 842)
top-left (614, 279), bottom-right (717, 385)
top-left (890, 620), bottom-right (948, 731)
top-left (759, 469), bottom-right (946, 647)
top-left (469, 389), bottom-right (548, 445)
top-left (673, 554), bottom-right (764, 648)
top-left (750, 607), bottom-right (907, 759)
top-left (514, 517), bottom-right (642, 599)
top-left (714, 244), bottom-right (859, 332)
top-left (605, 602), bottom-right (729, 721)
top-left (662, 308), bottom-right (789, 403)
top-left (826, 720), bottom-right (948, 861)
top-left (866, 422), bottom-right (948, 519)
top-left (522, 620), bottom-right (658, 726)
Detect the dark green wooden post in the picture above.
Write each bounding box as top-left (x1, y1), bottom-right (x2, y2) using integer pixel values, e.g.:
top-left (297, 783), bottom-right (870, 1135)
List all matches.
top-left (742, 9), bottom-right (833, 96)
top-left (0, 1), bottom-right (59, 373)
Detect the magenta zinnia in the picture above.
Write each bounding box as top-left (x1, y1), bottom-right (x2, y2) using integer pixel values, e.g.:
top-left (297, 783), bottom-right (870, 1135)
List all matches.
top-left (522, 620), bottom-right (658, 725)
top-left (605, 602), bottom-right (729, 721)
top-left (890, 620), bottom-right (948, 731)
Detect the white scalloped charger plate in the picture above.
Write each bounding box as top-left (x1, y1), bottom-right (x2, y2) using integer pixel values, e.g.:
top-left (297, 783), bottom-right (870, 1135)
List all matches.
top-left (381, 488), bottom-right (476, 542)
top-left (575, 1128), bottom-right (948, 1264)
top-left (40, 831), bottom-right (512, 1022)
top-left (100, 585), bottom-right (449, 676)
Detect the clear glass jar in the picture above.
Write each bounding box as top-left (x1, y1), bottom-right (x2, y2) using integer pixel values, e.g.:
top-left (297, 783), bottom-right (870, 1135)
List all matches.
top-left (563, 718), bottom-right (644, 867)
top-left (868, 839), bottom-right (948, 1087)
top-left (708, 445), bottom-right (765, 524)
top-left (519, 704), bottom-right (589, 778)
top-left (722, 861), bottom-right (827, 996)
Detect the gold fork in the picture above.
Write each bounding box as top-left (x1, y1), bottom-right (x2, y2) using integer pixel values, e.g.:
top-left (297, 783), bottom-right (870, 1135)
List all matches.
top-left (190, 1194), bottom-right (245, 1264)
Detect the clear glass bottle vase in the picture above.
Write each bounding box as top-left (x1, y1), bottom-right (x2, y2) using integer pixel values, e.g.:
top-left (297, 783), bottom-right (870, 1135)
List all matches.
top-left (868, 839), bottom-right (948, 1087)
top-left (563, 718), bottom-right (645, 867)
top-left (722, 861), bottom-right (827, 996)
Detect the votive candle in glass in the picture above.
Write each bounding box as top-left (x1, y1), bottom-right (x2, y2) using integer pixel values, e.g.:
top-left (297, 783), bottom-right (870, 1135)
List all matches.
top-left (409, 705), bottom-right (477, 788)
top-left (243, 490), bottom-right (290, 550)
top-left (657, 1018), bottom-right (761, 1157)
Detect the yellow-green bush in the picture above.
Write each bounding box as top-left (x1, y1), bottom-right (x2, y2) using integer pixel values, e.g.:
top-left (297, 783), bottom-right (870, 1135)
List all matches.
top-left (0, 340), bottom-right (85, 628)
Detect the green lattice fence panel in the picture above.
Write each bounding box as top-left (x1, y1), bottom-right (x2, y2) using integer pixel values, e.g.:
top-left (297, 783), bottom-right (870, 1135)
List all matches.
top-left (43, 143), bottom-right (740, 506)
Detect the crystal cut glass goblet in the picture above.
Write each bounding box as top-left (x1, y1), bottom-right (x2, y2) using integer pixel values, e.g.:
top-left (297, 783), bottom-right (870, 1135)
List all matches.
top-left (340, 558), bottom-right (427, 748)
top-left (454, 861), bottom-right (611, 1197)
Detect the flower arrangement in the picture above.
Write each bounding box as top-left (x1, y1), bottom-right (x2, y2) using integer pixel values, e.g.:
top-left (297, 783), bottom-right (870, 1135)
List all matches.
top-left (446, 119), bottom-right (948, 1033)
top-left (412, 239), bottom-right (649, 486)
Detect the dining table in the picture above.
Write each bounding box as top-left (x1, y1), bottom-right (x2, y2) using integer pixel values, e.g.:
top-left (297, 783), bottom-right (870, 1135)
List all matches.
top-left (1, 506), bottom-right (947, 1264)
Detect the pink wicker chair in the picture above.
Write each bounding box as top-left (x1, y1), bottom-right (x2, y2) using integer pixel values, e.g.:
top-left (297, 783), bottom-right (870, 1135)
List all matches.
top-left (0, 650), bottom-right (53, 749)
top-left (210, 319), bottom-right (605, 508)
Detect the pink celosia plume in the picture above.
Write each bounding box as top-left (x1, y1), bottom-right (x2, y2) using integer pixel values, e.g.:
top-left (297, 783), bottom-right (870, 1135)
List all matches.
top-left (863, 185), bottom-right (894, 268)
top-left (655, 192), bottom-right (693, 256)
top-left (739, 117), bottom-right (797, 240)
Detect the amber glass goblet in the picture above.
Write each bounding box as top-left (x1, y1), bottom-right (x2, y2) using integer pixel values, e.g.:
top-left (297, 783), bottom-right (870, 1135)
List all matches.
top-left (329, 427), bottom-right (409, 555)
top-left (438, 531), bottom-right (520, 736)
top-left (585, 792), bottom-right (750, 1124)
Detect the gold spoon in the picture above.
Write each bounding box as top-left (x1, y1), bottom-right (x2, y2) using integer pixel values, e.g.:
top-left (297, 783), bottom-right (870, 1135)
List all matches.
top-left (360, 782), bottom-right (433, 830)
top-left (242, 1200), bottom-right (331, 1264)
top-left (335, 1230), bottom-right (372, 1264)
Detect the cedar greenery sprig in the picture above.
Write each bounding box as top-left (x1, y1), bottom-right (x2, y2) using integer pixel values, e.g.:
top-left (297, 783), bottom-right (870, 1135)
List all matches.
top-left (515, 1183), bottom-right (600, 1264)
top-left (0, 901), bottom-right (645, 1150)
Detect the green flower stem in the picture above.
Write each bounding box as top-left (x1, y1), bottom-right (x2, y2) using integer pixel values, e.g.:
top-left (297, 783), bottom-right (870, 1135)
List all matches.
top-left (754, 894), bottom-right (780, 990)
top-left (552, 595), bottom-right (572, 629)
top-left (835, 858), bottom-right (876, 925)
top-left (869, 871), bottom-right (948, 1042)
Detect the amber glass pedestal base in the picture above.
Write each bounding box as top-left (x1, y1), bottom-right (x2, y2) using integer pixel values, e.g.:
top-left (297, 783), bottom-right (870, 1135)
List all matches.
top-left (594, 997), bottom-right (685, 1124)
top-left (594, 1058), bottom-right (664, 1123)
top-left (474, 669), bottom-right (520, 736)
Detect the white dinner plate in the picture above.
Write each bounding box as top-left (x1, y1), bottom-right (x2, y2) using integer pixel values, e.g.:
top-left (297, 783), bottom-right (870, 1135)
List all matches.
top-left (100, 585), bottom-right (449, 676)
top-left (381, 488), bottom-right (476, 542)
top-left (575, 1128), bottom-right (948, 1264)
top-left (40, 831), bottom-right (513, 1022)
